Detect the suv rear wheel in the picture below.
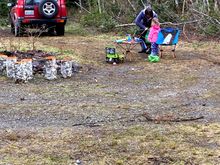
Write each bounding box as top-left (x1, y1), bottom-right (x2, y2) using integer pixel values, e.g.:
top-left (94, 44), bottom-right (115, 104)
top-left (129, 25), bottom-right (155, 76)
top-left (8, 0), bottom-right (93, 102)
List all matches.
top-left (39, 0), bottom-right (59, 19)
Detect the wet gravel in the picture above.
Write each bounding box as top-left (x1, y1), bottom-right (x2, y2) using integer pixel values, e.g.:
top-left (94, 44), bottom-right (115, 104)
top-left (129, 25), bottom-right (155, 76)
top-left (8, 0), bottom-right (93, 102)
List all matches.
top-left (0, 29), bottom-right (220, 130)
top-left (0, 57), bottom-right (219, 129)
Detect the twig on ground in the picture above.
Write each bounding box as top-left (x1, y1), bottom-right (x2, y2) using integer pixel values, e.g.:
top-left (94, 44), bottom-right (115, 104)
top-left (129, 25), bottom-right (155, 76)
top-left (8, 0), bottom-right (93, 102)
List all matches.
top-left (72, 113), bottom-right (204, 127)
top-left (141, 113), bottom-right (204, 122)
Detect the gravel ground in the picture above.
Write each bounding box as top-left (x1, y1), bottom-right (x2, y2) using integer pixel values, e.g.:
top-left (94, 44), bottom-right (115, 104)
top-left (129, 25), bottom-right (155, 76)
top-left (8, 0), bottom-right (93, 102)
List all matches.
top-left (0, 51), bottom-right (219, 128)
top-left (0, 29), bottom-right (220, 164)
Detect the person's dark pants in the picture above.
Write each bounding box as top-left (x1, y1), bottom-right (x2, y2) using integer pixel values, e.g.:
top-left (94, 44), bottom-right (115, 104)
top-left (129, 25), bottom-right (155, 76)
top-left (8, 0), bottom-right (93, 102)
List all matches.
top-left (136, 29), bottom-right (151, 52)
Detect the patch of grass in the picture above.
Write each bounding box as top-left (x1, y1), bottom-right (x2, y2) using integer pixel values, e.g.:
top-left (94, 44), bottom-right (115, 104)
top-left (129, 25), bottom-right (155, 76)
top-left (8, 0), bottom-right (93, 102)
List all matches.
top-left (65, 23), bottom-right (89, 36)
top-left (0, 123), bottom-right (220, 164)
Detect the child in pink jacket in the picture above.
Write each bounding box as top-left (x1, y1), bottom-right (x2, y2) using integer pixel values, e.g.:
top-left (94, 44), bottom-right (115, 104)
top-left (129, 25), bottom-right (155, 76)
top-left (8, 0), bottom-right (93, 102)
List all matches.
top-left (148, 18), bottom-right (160, 62)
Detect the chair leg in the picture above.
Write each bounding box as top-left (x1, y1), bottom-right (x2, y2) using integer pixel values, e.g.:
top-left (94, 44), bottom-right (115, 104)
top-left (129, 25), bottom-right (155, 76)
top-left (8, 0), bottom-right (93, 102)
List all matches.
top-left (172, 45), bottom-right (177, 58)
top-left (172, 50), bottom-right (176, 58)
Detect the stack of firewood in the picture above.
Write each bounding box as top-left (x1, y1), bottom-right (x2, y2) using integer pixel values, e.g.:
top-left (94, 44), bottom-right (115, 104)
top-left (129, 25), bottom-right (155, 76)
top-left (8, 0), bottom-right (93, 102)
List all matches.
top-left (0, 51), bottom-right (81, 83)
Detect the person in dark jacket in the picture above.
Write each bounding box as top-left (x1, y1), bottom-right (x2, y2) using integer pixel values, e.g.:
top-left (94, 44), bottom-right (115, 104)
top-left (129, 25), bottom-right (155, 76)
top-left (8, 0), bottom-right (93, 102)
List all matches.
top-left (135, 6), bottom-right (158, 53)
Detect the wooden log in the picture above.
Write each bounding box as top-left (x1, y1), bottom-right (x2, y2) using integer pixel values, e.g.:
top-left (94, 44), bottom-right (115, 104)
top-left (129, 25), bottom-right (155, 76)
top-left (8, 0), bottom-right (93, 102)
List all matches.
top-left (14, 61), bottom-right (27, 83)
top-left (0, 54), bottom-right (8, 75)
top-left (44, 56), bottom-right (57, 80)
top-left (60, 59), bottom-right (73, 78)
top-left (6, 56), bottom-right (17, 79)
top-left (21, 59), bottom-right (33, 80)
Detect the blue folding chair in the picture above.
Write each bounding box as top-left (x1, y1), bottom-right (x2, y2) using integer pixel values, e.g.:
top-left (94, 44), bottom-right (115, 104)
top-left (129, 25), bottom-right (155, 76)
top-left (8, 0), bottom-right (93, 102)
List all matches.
top-left (156, 27), bottom-right (180, 58)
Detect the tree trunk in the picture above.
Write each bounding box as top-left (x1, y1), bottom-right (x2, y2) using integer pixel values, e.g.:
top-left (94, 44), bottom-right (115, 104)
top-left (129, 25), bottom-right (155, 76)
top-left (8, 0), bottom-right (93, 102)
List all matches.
top-left (206, 0), bottom-right (210, 12)
top-left (97, 0), bottom-right (102, 14)
top-left (101, 0), bottom-right (105, 13)
top-left (214, 0), bottom-right (219, 12)
top-left (127, 0), bottom-right (136, 12)
top-left (182, 0), bottom-right (186, 15)
top-left (79, 0), bottom-right (82, 13)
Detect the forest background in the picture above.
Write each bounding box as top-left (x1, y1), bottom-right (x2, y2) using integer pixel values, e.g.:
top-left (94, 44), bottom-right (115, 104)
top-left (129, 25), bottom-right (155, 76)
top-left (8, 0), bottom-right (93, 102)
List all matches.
top-left (0, 0), bottom-right (220, 38)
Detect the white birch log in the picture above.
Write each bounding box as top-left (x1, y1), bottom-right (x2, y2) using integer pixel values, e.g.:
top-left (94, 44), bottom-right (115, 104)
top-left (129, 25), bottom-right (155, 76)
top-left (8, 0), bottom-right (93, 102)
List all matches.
top-left (6, 56), bottom-right (17, 79)
top-left (22, 59), bottom-right (33, 80)
top-left (14, 61), bottom-right (27, 83)
top-left (44, 56), bottom-right (57, 80)
top-left (60, 60), bottom-right (73, 78)
top-left (0, 55), bottom-right (8, 75)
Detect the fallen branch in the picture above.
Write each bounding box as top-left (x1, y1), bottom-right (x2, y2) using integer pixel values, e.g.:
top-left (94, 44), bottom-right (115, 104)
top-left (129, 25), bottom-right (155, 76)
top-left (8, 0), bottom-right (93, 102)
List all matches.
top-left (115, 20), bottom-right (200, 27)
top-left (72, 113), bottom-right (204, 127)
top-left (199, 56), bottom-right (220, 65)
top-left (115, 23), bottom-right (135, 27)
top-left (160, 20), bottom-right (200, 25)
top-left (142, 113), bottom-right (204, 123)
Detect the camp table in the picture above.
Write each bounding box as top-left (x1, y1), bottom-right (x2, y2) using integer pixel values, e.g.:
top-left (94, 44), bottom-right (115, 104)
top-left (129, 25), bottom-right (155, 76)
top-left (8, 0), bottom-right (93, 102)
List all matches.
top-left (114, 39), bottom-right (141, 61)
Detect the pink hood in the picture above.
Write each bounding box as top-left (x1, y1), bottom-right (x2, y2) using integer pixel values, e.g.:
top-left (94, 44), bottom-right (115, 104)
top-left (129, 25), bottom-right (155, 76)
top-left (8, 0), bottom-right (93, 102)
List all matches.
top-left (148, 25), bottom-right (160, 43)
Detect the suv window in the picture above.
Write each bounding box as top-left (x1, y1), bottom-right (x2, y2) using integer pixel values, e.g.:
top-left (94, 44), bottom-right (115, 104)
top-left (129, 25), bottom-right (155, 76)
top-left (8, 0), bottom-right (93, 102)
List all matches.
top-left (25, 0), bottom-right (57, 5)
top-left (25, 0), bottom-right (34, 5)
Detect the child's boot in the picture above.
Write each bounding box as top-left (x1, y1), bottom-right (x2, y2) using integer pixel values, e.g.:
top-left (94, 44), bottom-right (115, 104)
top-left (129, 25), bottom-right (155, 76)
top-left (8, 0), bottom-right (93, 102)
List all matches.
top-left (148, 54), bottom-right (160, 63)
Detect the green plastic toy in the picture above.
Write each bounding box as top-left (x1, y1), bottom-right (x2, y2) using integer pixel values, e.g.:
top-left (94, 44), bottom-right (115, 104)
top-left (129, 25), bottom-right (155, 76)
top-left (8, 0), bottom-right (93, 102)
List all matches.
top-left (105, 47), bottom-right (124, 64)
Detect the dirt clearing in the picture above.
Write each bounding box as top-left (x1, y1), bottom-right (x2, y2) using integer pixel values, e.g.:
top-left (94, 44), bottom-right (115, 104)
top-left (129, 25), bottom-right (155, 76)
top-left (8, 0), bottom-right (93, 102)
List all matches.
top-left (0, 29), bottom-right (220, 164)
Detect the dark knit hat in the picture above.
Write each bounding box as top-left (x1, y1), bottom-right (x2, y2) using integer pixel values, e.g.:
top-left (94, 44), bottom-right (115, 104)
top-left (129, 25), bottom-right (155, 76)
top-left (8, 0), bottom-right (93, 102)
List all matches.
top-left (145, 5), bottom-right (153, 18)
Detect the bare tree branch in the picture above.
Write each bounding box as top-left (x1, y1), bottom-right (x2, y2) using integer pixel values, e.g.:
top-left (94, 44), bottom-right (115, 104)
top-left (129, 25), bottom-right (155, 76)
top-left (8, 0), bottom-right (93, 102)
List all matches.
top-left (74, 2), bottom-right (91, 14)
top-left (127, 0), bottom-right (136, 12)
top-left (192, 9), bottom-right (220, 25)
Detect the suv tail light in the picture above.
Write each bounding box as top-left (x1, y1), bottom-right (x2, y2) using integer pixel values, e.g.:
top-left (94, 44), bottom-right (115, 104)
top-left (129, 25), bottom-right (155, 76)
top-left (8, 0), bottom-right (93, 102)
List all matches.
top-left (16, 5), bottom-right (25, 17)
top-left (57, 19), bottom-right (65, 23)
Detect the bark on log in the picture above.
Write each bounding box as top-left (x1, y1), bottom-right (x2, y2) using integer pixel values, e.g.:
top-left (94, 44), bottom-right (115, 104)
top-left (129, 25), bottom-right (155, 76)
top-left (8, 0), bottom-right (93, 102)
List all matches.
top-left (44, 56), bottom-right (57, 80)
top-left (6, 56), bottom-right (17, 79)
top-left (0, 55), bottom-right (7, 75)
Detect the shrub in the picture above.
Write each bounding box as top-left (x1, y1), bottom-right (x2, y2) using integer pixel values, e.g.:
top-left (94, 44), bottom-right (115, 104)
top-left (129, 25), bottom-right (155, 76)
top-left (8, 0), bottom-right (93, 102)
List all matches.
top-left (0, 1), bottom-right (8, 17)
top-left (81, 12), bottom-right (117, 32)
